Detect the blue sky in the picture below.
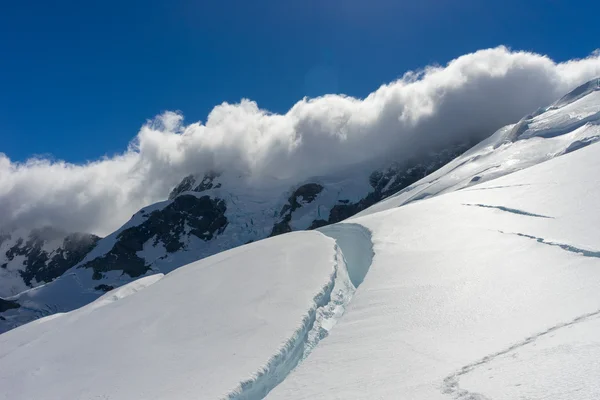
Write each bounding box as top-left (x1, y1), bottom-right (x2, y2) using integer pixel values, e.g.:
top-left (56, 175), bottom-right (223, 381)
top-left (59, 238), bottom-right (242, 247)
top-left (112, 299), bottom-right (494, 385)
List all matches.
top-left (1, 0), bottom-right (599, 163)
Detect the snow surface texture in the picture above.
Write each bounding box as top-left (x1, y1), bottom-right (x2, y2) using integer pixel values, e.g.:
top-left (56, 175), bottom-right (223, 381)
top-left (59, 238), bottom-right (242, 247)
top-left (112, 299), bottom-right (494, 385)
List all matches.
top-left (268, 140), bottom-right (600, 399)
top-left (0, 230), bottom-right (371, 400)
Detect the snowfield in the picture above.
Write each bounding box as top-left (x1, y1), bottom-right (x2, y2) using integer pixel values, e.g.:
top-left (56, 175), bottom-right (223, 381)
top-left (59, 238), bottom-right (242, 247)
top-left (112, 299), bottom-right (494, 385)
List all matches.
top-left (2, 80), bottom-right (600, 399)
top-left (269, 142), bottom-right (600, 400)
top-left (0, 231), bottom-right (355, 400)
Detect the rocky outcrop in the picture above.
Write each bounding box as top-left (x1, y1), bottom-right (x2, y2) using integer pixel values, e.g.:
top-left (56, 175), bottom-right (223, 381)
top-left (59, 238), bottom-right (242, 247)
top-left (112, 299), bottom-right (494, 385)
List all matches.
top-left (270, 183), bottom-right (324, 236)
top-left (80, 194), bottom-right (228, 280)
top-left (309, 146), bottom-right (468, 228)
top-left (168, 172), bottom-right (222, 200)
top-left (94, 284), bottom-right (115, 292)
top-left (2, 230), bottom-right (100, 287)
top-left (0, 298), bottom-right (19, 313)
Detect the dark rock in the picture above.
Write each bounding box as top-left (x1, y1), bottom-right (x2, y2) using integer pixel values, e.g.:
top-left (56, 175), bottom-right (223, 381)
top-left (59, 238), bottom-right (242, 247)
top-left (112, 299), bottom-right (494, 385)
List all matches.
top-left (0, 298), bottom-right (20, 312)
top-left (168, 175), bottom-right (196, 200)
top-left (94, 284), bottom-right (115, 292)
top-left (270, 183), bottom-right (324, 237)
top-left (309, 144), bottom-right (471, 227)
top-left (3, 231), bottom-right (100, 287)
top-left (168, 171), bottom-right (222, 200)
top-left (80, 194), bottom-right (228, 279)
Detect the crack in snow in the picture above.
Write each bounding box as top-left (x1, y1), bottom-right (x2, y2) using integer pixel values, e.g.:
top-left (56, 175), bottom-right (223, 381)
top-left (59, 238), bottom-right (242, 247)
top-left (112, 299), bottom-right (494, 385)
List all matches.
top-left (500, 231), bottom-right (600, 258)
top-left (463, 204), bottom-right (553, 219)
top-left (442, 309), bottom-right (600, 399)
top-left (223, 223), bottom-right (374, 400)
top-left (462, 184), bottom-right (532, 192)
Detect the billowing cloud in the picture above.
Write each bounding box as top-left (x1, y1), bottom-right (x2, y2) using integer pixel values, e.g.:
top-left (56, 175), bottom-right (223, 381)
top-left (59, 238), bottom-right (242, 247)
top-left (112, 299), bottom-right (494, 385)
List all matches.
top-left (2, 46), bottom-right (600, 236)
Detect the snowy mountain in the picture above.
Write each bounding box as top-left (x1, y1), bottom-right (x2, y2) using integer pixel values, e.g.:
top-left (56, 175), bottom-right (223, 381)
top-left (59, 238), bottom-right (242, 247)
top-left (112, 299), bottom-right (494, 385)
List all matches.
top-left (0, 141), bottom-right (470, 332)
top-left (1, 78), bottom-right (600, 400)
top-left (0, 228), bottom-right (99, 297)
top-left (1, 79), bottom-right (599, 334)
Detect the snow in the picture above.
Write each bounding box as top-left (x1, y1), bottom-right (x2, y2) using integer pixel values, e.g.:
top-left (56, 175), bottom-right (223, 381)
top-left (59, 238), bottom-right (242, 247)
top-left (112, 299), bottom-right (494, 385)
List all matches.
top-left (0, 231), bottom-right (347, 400)
top-left (355, 85), bottom-right (600, 218)
top-left (268, 141), bottom-right (600, 399)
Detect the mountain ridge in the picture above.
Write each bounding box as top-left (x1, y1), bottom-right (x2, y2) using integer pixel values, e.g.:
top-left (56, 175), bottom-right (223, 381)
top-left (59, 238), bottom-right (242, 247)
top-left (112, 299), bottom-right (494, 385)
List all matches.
top-left (1, 77), bottom-right (599, 333)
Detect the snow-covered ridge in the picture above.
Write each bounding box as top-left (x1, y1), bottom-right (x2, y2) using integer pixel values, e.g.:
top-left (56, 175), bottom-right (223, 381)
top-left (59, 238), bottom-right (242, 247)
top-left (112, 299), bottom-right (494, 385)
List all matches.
top-left (356, 77), bottom-right (600, 217)
top-left (223, 224), bottom-right (373, 400)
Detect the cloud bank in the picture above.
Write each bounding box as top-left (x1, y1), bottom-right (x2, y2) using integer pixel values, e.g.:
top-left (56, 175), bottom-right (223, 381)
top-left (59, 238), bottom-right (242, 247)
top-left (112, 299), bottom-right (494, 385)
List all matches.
top-left (2, 46), bottom-right (600, 236)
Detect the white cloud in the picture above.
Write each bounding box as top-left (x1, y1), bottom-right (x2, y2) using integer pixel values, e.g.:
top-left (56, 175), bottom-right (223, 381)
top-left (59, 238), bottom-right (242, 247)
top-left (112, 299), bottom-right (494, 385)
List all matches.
top-left (1, 46), bottom-right (600, 236)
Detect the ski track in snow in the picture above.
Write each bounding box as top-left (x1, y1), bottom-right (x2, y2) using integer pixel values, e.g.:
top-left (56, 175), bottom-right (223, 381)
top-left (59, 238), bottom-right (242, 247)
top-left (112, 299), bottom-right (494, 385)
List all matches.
top-left (463, 204), bottom-right (553, 219)
top-left (442, 310), bottom-right (600, 400)
top-left (224, 223), bottom-right (374, 400)
top-left (500, 231), bottom-right (600, 258)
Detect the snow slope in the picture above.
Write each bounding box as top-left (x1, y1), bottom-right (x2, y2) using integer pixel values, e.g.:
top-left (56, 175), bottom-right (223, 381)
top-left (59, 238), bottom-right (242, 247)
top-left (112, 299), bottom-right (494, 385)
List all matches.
top-left (356, 78), bottom-right (600, 217)
top-left (0, 231), bottom-right (359, 400)
top-left (269, 140), bottom-right (600, 400)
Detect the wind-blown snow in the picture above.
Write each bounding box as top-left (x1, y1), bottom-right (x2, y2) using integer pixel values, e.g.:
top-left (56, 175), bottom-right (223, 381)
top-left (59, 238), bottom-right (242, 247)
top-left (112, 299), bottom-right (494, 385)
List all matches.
top-left (2, 47), bottom-right (600, 236)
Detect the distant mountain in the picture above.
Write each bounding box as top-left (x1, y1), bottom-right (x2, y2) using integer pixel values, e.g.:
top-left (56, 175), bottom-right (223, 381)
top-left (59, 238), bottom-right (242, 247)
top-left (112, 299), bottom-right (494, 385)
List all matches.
top-left (1, 77), bottom-right (599, 333)
top-left (0, 228), bottom-right (99, 297)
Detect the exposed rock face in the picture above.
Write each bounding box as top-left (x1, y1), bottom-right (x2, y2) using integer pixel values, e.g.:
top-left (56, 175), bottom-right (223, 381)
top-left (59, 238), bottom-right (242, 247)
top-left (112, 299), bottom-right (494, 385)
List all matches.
top-left (94, 284), bottom-right (114, 292)
top-left (1, 230), bottom-right (100, 291)
top-left (309, 147), bottom-right (468, 228)
top-left (270, 183), bottom-right (324, 236)
top-left (0, 298), bottom-right (20, 313)
top-left (80, 194), bottom-right (228, 280)
top-left (168, 172), bottom-right (222, 200)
